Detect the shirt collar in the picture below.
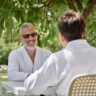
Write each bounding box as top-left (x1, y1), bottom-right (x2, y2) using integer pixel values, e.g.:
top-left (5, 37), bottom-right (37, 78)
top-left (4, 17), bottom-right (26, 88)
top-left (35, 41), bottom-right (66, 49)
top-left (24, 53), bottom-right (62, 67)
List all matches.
top-left (65, 39), bottom-right (89, 50)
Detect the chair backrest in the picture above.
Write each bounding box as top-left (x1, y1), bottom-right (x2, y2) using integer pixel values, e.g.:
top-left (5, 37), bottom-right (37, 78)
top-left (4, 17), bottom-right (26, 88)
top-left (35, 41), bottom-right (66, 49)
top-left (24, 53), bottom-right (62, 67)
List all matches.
top-left (68, 75), bottom-right (96, 96)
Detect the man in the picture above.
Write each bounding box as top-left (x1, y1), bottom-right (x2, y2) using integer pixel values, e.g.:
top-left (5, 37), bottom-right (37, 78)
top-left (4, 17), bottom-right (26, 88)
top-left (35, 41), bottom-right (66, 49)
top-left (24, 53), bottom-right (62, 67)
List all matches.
top-left (24, 10), bottom-right (96, 96)
top-left (8, 23), bottom-right (53, 95)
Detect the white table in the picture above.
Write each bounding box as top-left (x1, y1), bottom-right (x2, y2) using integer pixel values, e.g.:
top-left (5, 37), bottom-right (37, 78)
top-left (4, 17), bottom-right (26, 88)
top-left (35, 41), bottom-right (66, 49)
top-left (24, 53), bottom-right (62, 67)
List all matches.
top-left (1, 81), bottom-right (55, 96)
top-left (1, 81), bottom-right (33, 96)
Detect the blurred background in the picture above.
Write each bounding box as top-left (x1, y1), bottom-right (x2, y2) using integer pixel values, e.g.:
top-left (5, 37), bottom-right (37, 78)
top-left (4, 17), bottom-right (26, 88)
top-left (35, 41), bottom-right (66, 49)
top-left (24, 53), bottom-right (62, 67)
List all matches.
top-left (0, 0), bottom-right (96, 68)
top-left (0, 0), bottom-right (96, 95)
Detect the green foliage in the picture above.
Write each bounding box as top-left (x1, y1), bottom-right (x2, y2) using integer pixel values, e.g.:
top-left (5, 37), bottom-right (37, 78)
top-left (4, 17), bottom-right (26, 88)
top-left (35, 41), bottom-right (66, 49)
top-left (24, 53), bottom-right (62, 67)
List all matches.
top-left (0, 38), bottom-right (19, 65)
top-left (85, 10), bottom-right (96, 46)
top-left (0, 0), bottom-right (96, 64)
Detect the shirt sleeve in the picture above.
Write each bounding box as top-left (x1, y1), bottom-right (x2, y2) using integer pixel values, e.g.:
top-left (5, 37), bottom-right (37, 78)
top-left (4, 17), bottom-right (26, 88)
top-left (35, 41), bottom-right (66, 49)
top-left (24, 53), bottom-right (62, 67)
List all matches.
top-left (8, 51), bottom-right (29, 81)
top-left (42, 49), bottom-right (52, 62)
top-left (24, 54), bottom-right (57, 95)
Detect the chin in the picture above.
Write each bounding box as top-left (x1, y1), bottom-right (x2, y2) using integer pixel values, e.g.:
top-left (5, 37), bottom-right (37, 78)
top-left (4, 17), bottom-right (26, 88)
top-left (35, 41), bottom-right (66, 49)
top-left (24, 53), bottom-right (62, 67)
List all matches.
top-left (24, 44), bottom-right (37, 51)
top-left (28, 45), bottom-right (37, 50)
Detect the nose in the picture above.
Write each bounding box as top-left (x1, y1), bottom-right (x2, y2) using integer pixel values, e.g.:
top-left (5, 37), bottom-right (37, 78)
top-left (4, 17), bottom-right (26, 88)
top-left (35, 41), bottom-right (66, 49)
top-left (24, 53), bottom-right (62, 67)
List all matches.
top-left (29, 35), bottom-right (32, 38)
top-left (29, 34), bottom-right (35, 38)
top-left (28, 35), bottom-right (36, 40)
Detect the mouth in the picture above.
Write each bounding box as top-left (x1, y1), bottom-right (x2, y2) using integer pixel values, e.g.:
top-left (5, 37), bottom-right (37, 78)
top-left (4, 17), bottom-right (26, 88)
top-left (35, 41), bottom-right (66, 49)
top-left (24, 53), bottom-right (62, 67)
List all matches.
top-left (28, 40), bottom-right (35, 43)
top-left (27, 40), bottom-right (36, 46)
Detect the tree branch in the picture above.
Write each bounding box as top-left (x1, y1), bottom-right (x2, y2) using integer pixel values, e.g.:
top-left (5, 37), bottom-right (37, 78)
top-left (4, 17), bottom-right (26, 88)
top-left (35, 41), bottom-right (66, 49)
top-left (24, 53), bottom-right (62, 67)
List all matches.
top-left (66, 0), bottom-right (77, 11)
top-left (32, 0), bottom-right (52, 9)
top-left (40, 0), bottom-right (53, 8)
top-left (75, 0), bottom-right (83, 11)
top-left (82, 0), bottom-right (96, 21)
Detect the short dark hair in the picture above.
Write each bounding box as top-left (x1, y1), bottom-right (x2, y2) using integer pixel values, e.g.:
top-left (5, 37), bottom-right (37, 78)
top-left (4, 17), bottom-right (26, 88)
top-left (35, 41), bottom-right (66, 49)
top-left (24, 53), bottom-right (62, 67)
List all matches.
top-left (58, 10), bottom-right (86, 41)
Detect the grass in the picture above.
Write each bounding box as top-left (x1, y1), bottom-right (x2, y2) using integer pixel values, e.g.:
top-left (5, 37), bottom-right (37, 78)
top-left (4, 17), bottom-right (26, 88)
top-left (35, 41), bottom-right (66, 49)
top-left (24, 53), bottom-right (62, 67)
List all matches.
top-left (0, 70), bottom-right (10, 96)
top-left (0, 71), bottom-right (8, 86)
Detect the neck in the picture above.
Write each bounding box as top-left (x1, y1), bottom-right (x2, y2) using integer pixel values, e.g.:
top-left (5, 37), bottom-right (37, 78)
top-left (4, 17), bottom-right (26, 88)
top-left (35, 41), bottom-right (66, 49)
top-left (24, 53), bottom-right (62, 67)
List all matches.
top-left (24, 45), bottom-right (37, 64)
top-left (62, 40), bottom-right (68, 48)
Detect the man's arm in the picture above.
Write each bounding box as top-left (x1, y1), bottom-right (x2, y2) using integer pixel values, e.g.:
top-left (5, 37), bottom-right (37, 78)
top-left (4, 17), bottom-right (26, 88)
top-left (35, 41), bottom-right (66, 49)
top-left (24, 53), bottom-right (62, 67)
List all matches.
top-left (8, 51), bottom-right (29, 81)
top-left (24, 54), bottom-right (57, 95)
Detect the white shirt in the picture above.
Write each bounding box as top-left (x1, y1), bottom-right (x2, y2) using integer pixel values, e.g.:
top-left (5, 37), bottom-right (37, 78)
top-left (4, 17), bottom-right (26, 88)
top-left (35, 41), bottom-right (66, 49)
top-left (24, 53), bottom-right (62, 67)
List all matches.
top-left (8, 46), bottom-right (51, 81)
top-left (24, 39), bottom-right (96, 96)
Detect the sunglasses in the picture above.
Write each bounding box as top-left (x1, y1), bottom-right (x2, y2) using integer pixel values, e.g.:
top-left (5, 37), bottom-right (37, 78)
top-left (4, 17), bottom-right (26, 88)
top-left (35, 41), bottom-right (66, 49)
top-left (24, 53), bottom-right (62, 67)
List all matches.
top-left (22, 32), bottom-right (37, 39)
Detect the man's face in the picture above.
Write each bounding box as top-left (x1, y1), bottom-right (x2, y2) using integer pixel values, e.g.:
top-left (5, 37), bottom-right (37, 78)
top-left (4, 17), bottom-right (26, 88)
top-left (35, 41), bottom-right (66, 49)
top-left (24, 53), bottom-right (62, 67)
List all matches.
top-left (20, 27), bottom-right (37, 48)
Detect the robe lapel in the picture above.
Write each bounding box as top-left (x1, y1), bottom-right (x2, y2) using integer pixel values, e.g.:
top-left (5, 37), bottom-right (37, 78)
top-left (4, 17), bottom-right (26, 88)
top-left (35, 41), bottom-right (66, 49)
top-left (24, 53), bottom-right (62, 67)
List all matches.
top-left (34, 47), bottom-right (42, 71)
top-left (21, 46), bottom-right (34, 72)
top-left (20, 46), bottom-right (42, 72)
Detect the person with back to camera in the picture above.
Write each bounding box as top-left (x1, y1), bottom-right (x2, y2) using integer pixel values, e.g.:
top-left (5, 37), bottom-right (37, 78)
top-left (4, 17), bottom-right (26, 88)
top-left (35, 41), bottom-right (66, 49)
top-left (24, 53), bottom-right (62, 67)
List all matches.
top-left (8, 23), bottom-right (54, 96)
top-left (24, 10), bottom-right (96, 96)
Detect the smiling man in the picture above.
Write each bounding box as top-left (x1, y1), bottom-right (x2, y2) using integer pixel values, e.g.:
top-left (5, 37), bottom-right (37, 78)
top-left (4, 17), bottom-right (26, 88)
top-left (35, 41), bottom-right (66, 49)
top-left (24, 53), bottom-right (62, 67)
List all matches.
top-left (8, 23), bottom-right (52, 96)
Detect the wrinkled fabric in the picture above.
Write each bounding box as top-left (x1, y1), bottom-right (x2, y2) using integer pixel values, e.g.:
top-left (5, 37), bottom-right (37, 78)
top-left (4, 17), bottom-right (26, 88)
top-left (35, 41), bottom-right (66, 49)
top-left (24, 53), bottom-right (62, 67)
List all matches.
top-left (8, 46), bottom-right (51, 81)
top-left (24, 39), bottom-right (96, 96)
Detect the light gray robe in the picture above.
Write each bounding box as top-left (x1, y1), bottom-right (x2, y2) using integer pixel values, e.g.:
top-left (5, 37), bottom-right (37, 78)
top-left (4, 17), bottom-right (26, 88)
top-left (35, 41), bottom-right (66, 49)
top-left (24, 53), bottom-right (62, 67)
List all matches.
top-left (8, 46), bottom-right (51, 81)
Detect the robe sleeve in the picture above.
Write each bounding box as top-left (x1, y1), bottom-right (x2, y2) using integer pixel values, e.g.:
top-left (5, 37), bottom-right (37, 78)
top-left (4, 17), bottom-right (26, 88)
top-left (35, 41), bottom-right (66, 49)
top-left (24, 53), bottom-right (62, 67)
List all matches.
top-left (8, 51), bottom-right (29, 81)
top-left (24, 54), bottom-right (58, 95)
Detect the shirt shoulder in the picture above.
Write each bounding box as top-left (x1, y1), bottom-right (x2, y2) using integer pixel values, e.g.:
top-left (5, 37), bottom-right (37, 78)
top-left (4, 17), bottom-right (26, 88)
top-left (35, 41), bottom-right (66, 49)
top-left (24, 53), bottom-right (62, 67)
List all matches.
top-left (9, 46), bottom-right (24, 57)
top-left (37, 47), bottom-right (52, 54)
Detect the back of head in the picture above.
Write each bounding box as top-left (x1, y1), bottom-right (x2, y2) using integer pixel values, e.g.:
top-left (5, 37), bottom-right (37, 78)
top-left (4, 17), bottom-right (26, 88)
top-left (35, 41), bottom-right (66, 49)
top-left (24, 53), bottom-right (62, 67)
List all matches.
top-left (58, 10), bottom-right (86, 41)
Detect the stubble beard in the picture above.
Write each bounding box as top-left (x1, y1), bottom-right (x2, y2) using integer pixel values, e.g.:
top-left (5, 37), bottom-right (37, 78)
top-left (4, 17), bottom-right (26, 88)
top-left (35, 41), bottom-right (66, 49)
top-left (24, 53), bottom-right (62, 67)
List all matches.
top-left (24, 42), bottom-right (37, 51)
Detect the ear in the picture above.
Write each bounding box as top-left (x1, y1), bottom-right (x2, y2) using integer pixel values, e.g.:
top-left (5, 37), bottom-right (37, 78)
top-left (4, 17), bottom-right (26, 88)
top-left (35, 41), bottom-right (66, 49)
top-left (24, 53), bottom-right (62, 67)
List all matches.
top-left (19, 35), bottom-right (24, 42)
top-left (60, 34), bottom-right (65, 41)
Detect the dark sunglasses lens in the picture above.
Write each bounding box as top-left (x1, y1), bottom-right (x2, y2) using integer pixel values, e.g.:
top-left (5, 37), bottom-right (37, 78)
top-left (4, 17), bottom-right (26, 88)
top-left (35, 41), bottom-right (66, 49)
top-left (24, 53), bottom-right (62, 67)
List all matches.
top-left (22, 33), bottom-right (37, 39)
top-left (23, 34), bottom-right (30, 38)
top-left (31, 33), bottom-right (37, 37)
